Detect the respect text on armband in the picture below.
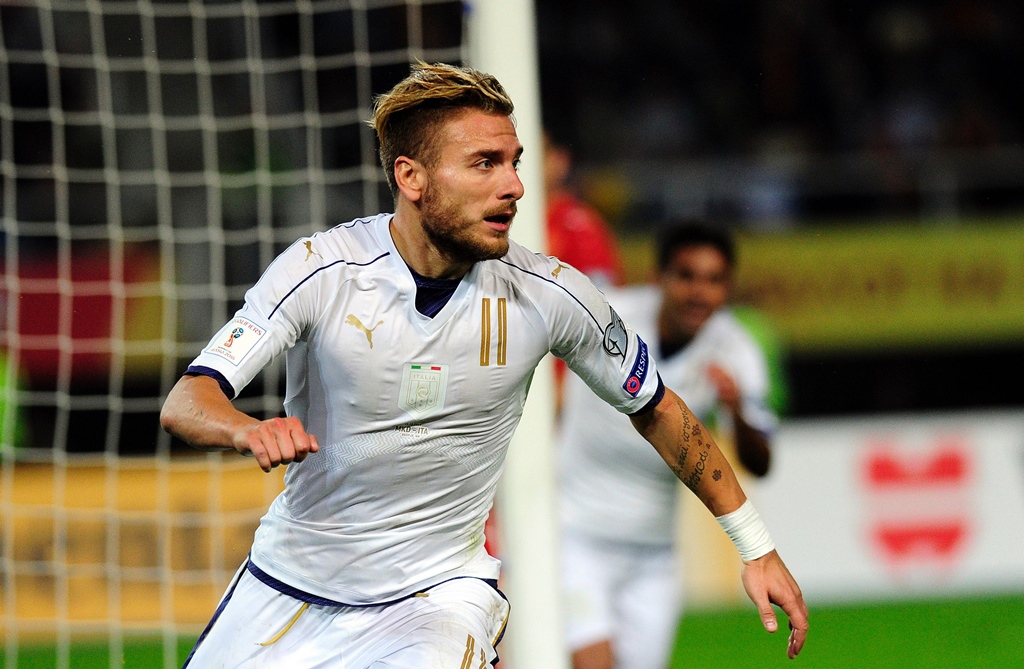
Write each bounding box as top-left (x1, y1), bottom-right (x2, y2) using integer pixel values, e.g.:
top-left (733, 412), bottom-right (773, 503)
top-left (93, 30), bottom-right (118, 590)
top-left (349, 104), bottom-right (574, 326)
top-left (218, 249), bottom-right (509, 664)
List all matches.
top-left (622, 336), bottom-right (650, 397)
top-left (204, 318), bottom-right (266, 366)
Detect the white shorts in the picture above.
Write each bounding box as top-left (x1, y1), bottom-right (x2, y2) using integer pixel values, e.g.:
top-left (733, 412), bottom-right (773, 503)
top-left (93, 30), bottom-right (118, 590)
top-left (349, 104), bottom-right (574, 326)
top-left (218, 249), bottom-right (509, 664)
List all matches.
top-left (185, 561), bottom-right (510, 669)
top-left (561, 529), bottom-right (681, 669)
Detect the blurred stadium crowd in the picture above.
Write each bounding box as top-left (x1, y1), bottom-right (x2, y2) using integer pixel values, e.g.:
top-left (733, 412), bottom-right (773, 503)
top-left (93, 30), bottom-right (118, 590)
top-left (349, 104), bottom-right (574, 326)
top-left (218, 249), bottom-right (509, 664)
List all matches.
top-left (538, 0), bottom-right (1024, 225)
top-left (541, 0), bottom-right (1020, 160)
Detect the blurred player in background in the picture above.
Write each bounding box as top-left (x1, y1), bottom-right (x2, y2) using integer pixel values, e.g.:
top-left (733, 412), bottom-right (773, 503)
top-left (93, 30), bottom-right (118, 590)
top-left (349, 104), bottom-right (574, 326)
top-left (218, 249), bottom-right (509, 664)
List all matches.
top-left (558, 223), bottom-right (781, 669)
top-left (161, 63), bottom-right (806, 668)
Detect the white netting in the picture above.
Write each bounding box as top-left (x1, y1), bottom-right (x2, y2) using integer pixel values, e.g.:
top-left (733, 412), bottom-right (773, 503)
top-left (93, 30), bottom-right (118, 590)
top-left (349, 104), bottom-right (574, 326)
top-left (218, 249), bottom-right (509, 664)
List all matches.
top-left (0, 1), bottom-right (465, 666)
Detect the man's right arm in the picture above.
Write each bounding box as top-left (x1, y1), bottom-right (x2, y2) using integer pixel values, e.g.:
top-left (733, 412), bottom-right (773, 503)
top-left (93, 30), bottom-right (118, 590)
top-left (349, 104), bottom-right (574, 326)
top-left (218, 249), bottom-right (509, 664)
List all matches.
top-left (629, 387), bottom-right (808, 658)
top-left (160, 374), bottom-right (318, 473)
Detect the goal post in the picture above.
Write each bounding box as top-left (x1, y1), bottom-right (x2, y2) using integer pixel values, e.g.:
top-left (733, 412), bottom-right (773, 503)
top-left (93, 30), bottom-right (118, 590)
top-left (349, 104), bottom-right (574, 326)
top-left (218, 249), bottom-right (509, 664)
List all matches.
top-left (0, 1), bottom-right (558, 667)
top-left (467, 2), bottom-right (567, 669)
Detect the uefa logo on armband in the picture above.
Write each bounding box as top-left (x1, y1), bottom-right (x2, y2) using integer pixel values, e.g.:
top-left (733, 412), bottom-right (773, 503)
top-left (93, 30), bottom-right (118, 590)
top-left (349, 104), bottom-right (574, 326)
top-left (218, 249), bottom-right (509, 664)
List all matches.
top-left (625, 375), bottom-right (642, 395)
top-left (622, 337), bottom-right (650, 398)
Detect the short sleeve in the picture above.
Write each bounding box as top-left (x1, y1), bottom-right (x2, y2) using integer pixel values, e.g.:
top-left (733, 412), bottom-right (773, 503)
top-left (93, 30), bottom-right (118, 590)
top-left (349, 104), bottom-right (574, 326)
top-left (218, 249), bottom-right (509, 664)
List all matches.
top-left (540, 260), bottom-right (660, 414)
top-left (186, 238), bottom-right (319, 398)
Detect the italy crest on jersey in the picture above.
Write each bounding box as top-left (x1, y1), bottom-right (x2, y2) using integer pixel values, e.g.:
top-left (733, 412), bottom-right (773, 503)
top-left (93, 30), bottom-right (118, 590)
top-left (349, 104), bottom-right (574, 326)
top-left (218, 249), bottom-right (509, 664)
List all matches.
top-left (399, 363), bottom-right (450, 420)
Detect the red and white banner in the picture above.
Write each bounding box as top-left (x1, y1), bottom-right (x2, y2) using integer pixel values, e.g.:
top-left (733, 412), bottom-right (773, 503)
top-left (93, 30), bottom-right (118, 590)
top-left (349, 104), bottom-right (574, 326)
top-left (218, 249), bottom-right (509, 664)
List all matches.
top-left (755, 411), bottom-right (1024, 602)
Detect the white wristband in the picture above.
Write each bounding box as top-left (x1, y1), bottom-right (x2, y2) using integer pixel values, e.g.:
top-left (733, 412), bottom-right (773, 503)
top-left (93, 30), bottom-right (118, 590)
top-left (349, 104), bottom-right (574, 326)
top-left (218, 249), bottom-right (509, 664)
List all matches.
top-left (715, 500), bottom-right (775, 562)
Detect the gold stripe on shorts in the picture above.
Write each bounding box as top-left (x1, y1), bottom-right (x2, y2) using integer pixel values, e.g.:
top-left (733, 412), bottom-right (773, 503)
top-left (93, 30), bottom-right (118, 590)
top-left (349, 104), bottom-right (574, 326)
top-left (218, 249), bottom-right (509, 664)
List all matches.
top-left (491, 604), bottom-right (510, 648)
top-left (258, 601), bottom-right (310, 646)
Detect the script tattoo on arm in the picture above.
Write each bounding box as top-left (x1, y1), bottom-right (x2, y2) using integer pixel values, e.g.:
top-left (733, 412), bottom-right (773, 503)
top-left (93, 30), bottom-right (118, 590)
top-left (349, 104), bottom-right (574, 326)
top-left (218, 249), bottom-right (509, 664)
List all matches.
top-left (670, 408), bottom-right (692, 479)
top-left (669, 396), bottom-right (714, 493)
top-left (683, 446), bottom-right (710, 492)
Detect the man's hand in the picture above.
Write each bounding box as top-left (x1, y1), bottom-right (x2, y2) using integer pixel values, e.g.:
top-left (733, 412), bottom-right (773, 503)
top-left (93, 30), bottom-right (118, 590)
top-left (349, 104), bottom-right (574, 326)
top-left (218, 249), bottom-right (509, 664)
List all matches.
top-left (741, 550), bottom-right (808, 659)
top-left (234, 416), bottom-right (320, 473)
top-left (706, 362), bottom-right (740, 411)
top-left (161, 375), bottom-right (320, 473)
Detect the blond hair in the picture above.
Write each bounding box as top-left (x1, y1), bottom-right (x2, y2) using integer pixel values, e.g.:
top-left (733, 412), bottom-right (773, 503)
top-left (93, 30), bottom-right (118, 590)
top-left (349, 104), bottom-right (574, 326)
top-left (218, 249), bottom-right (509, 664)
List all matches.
top-left (370, 62), bottom-right (515, 198)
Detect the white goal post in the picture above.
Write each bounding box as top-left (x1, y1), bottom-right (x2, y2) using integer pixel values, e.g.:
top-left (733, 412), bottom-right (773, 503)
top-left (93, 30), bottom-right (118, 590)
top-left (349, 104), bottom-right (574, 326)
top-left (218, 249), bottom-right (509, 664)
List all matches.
top-left (0, 1), bottom-right (561, 668)
top-left (467, 2), bottom-right (567, 669)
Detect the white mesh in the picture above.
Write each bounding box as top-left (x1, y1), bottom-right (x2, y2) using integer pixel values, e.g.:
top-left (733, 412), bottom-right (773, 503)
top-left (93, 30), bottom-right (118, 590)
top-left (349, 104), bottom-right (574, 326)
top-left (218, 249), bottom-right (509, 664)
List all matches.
top-left (0, 1), bottom-right (466, 666)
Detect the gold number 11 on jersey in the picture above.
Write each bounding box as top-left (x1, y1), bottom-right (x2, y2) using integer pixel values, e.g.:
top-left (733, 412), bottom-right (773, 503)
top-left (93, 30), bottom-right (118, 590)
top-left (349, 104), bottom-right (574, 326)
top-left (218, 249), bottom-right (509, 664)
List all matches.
top-left (479, 297), bottom-right (507, 366)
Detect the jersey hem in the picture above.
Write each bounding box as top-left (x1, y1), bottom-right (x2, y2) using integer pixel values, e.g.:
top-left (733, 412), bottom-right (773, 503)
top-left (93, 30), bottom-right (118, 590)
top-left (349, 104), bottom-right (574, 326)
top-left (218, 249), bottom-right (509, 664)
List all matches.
top-left (247, 558), bottom-right (500, 609)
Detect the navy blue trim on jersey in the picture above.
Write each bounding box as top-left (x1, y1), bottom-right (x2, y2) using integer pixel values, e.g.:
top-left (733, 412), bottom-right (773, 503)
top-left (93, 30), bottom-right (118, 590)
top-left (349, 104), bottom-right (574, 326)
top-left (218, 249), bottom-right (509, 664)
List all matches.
top-left (628, 373), bottom-right (665, 416)
top-left (497, 258), bottom-right (602, 328)
top-left (181, 559), bottom-right (249, 668)
top-left (334, 215), bottom-right (382, 230)
top-left (408, 265), bottom-right (462, 318)
top-left (247, 559), bottom-right (500, 609)
top-left (185, 365), bottom-right (235, 398)
top-left (267, 251), bottom-right (391, 319)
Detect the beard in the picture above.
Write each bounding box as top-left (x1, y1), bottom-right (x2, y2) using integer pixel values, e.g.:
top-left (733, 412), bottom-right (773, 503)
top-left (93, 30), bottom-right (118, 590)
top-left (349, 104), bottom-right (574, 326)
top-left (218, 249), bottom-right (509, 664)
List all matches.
top-left (420, 183), bottom-right (514, 264)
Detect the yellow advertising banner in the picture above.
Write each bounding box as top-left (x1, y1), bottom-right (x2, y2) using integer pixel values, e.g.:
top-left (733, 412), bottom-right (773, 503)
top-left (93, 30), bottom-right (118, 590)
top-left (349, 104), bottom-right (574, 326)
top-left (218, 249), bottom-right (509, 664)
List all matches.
top-left (1, 458), bottom-right (284, 635)
top-left (731, 223), bottom-right (1024, 351)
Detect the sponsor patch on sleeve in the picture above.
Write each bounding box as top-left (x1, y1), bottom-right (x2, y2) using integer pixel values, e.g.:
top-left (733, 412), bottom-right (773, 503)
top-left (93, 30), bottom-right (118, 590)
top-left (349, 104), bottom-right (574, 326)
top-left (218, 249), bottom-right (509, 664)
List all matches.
top-left (622, 336), bottom-right (650, 397)
top-left (204, 317), bottom-right (266, 367)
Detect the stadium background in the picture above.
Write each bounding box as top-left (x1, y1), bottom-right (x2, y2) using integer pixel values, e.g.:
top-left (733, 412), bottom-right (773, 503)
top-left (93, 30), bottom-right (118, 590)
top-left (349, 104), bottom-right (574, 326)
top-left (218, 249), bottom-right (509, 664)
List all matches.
top-left (3, 0), bottom-right (1024, 667)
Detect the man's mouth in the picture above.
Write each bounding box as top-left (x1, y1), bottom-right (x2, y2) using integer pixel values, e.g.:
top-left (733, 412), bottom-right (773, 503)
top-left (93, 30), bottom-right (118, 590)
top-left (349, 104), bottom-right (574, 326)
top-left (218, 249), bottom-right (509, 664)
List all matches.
top-left (484, 210), bottom-right (516, 230)
top-left (684, 302), bottom-right (712, 318)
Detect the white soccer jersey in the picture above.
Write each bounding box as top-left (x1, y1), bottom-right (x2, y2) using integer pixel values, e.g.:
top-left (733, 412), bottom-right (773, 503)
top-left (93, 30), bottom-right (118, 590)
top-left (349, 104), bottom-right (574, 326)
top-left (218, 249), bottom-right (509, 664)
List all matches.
top-left (558, 285), bottom-right (777, 545)
top-left (188, 214), bottom-right (661, 604)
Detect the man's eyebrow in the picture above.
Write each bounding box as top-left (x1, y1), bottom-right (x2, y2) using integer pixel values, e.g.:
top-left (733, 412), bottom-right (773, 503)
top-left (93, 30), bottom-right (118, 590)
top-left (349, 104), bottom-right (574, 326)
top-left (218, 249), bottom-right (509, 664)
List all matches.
top-left (471, 145), bottom-right (524, 161)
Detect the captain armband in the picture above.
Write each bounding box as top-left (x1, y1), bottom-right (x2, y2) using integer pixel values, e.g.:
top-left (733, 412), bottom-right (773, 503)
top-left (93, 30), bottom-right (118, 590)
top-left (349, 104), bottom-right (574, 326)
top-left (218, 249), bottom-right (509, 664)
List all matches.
top-left (715, 499), bottom-right (775, 562)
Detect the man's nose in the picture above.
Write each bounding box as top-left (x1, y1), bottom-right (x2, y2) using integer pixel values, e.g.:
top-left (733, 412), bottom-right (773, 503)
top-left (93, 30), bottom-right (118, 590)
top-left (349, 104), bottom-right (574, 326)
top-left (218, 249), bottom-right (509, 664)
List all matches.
top-left (501, 165), bottom-right (525, 200)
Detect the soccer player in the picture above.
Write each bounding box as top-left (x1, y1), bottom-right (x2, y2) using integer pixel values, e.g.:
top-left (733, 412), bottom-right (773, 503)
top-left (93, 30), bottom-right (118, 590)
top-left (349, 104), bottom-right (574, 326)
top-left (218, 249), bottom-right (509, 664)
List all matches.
top-left (558, 223), bottom-right (781, 669)
top-left (160, 63), bottom-right (807, 668)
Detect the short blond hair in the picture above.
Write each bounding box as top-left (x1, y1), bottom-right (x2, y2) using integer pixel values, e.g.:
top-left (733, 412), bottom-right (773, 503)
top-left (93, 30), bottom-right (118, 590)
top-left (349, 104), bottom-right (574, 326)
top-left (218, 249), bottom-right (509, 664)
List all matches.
top-left (370, 62), bottom-right (515, 198)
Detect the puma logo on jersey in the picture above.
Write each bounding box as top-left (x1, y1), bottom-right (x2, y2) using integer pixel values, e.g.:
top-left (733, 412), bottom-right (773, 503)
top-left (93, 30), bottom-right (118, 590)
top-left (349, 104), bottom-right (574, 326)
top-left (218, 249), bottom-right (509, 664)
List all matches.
top-left (346, 314), bottom-right (383, 348)
top-left (304, 240), bottom-right (323, 261)
top-left (551, 262), bottom-right (570, 278)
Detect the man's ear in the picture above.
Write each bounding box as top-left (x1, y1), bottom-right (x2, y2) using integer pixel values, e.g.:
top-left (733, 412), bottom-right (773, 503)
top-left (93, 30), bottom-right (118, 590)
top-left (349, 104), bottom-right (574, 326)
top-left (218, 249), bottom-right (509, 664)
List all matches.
top-left (394, 156), bottom-right (426, 203)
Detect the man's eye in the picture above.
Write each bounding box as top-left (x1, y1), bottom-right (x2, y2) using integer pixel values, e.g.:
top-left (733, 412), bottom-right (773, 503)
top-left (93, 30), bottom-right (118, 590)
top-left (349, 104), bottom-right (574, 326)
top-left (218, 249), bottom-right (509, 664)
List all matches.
top-left (478, 160), bottom-right (492, 169)
top-left (512, 159), bottom-right (521, 171)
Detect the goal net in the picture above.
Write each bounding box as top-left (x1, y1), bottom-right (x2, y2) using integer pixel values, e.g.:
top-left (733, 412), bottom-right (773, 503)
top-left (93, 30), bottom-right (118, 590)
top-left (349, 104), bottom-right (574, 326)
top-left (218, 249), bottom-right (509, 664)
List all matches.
top-left (0, 1), bottom-right (472, 667)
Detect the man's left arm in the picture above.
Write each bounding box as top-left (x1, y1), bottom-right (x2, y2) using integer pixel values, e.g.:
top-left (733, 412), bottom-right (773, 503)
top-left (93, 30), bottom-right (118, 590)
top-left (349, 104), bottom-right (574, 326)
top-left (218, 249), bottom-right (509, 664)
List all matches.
top-left (629, 387), bottom-right (808, 659)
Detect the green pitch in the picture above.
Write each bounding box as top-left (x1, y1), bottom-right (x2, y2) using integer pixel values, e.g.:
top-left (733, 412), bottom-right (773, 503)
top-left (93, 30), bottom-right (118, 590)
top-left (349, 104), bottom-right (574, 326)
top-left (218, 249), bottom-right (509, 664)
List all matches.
top-left (671, 594), bottom-right (1024, 669)
top-left (0, 637), bottom-right (197, 669)
top-left (2, 595), bottom-right (1022, 668)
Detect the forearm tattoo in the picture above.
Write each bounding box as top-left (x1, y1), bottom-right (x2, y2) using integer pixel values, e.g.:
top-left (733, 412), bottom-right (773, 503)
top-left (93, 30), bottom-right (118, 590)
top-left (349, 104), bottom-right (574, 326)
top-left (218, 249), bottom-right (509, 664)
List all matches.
top-left (670, 396), bottom-right (713, 492)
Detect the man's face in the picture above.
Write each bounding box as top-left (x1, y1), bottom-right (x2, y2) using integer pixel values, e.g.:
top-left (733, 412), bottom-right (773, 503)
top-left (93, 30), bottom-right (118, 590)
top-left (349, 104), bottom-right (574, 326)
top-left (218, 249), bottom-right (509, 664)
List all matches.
top-left (419, 110), bottom-right (525, 264)
top-left (660, 244), bottom-right (732, 338)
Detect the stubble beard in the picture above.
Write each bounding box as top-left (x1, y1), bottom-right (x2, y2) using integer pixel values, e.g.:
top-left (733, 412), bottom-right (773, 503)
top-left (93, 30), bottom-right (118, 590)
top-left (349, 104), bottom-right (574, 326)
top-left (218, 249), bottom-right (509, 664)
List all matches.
top-left (420, 184), bottom-right (513, 265)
